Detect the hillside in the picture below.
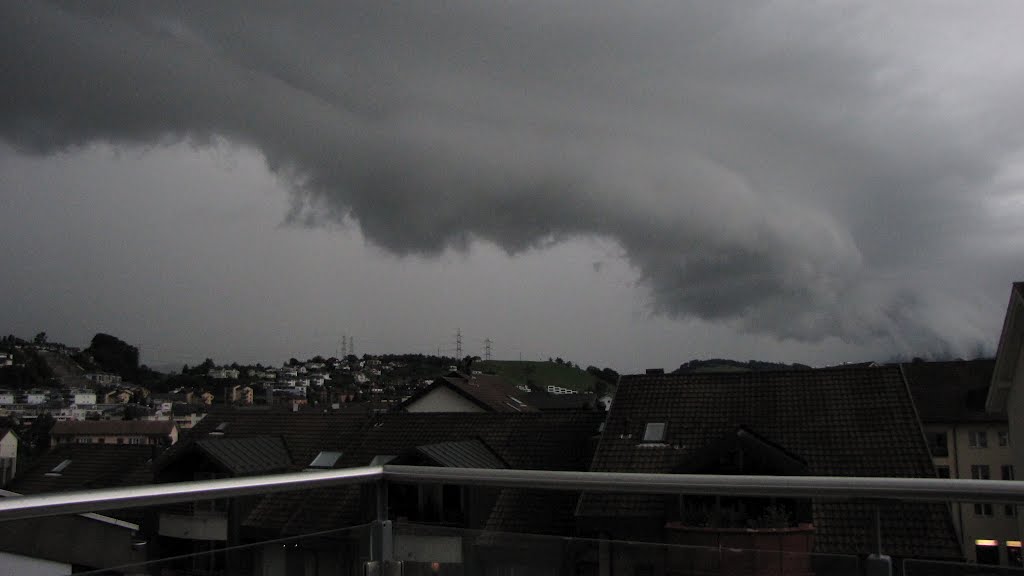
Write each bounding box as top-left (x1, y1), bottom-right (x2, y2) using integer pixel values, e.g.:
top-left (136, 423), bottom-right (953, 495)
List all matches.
top-left (673, 358), bottom-right (813, 373)
top-left (476, 360), bottom-right (604, 393)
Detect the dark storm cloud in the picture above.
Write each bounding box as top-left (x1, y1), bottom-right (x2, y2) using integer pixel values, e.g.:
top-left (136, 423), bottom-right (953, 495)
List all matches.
top-left (2, 1), bottom-right (1023, 354)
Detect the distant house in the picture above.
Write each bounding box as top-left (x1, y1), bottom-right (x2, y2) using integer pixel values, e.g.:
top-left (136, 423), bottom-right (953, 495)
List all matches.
top-left (208, 367), bottom-right (240, 379)
top-left (575, 367), bottom-right (962, 574)
top-left (398, 372), bottom-right (540, 413)
top-left (51, 419), bottom-right (178, 446)
top-left (0, 352), bottom-right (12, 366)
top-left (0, 390), bottom-right (14, 405)
top-left (905, 359), bottom-right (1018, 566)
top-left (0, 427), bottom-right (18, 486)
top-left (71, 389), bottom-right (97, 406)
top-left (85, 372), bottom-right (122, 385)
top-left (26, 390), bottom-right (50, 405)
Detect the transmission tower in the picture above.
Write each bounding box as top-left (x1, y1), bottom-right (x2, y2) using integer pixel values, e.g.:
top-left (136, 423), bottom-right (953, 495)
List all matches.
top-left (340, 334), bottom-right (348, 358)
top-left (349, 336), bottom-right (355, 357)
top-left (484, 338), bottom-right (492, 361)
top-left (455, 329), bottom-right (462, 359)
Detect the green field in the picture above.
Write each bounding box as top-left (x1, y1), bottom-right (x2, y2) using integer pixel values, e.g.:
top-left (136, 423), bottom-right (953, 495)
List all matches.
top-left (476, 360), bottom-right (603, 393)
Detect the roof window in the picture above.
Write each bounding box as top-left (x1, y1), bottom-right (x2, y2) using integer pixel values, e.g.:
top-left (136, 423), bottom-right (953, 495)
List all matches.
top-left (308, 451), bottom-right (342, 469)
top-left (643, 423), bottom-right (667, 443)
top-left (45, 459), bottom-right (72, 477)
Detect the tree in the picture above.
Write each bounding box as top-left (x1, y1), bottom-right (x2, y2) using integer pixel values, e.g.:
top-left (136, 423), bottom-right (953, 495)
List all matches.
top-left (33, 332), bottom-right (47, 345)
top-left (86, 333), bottom-right (140, 378)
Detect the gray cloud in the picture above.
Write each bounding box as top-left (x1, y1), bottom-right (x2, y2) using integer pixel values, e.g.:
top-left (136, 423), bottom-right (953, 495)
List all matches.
top-left (3, 1), bottom-right (1024, 356)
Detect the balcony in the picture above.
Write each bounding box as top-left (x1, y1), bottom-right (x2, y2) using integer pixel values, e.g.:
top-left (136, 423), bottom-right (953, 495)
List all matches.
top-left (1, 467), bottom-right (1023, 575)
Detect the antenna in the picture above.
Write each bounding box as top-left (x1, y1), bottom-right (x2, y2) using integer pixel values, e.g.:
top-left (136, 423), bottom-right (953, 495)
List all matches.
top-left (484, 338), bottom-right (492, 361)
top-left (456, 329), bottom-right (463, 359)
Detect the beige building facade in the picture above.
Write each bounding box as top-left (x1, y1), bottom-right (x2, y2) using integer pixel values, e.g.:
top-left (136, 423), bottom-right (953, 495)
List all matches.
top-left (906, 359), bottom-right (1020, 566)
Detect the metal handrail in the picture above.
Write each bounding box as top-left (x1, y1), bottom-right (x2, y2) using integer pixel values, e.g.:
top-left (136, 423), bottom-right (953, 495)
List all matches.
top-left (2, 464), bottom-right (1023, 522)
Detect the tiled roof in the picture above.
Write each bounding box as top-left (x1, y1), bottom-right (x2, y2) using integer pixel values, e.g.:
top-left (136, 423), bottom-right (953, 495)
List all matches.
top-left (7, 444), bottom-right (153, 494)
top-left (902, 359), bottom-right (1002, 423)
top-left (51, 419), bottom-right (175, 437)
top-left (399, 373), bottom-right (540, 413)
top-left (578, 367), bottom-right (961, 560)
top-left (195, 436), bottom-right (291, 475)
top-left (244, 411), bottom-right (604, 535)
top-left (5, 444), bottom-right (154, 524)
top-left (157, 408), bottom-right (370, 473)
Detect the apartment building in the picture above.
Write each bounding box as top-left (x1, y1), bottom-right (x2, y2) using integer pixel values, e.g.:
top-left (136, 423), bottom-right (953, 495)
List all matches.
top-left (905, 359), bottom-right (1019, 566)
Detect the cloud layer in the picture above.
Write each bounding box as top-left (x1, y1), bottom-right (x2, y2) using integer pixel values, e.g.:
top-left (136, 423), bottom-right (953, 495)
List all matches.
top-left (3, 1), bottom-right (1024, 355)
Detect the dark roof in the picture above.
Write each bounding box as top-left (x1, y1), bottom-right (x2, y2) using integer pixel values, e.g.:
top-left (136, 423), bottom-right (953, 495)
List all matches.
top-left (244, 411), bottom-right (604, 536)
top-left (414, 439), bottom-right (507, 469)
top-left (399, 374), bottom-right (540, 413)
top-left (7, 444), bottom-right (153, 495)
top-left (194, 436), bottom-right (291, 475)
top-left (157, 408), bottom-right (370, 473)
top-left (51, 419), bottom-right (176, 437)
top-left (902, 359), bottom-right (1002, 423)
top-left (579, 367), bottom-right (961, 560)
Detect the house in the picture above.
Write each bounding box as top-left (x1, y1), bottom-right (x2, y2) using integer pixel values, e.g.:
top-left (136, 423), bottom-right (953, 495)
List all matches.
top-left (51, 419), bottom-right (178, 446)
top-left (242, 410), bottom-right (605, 574)
top-left (575, 367), bottom-right (962, 575)
top-left (904, 359), bottom-right (1019, 566)
top-left (0, 390), bottom-right (14, 405)
top-left (398, 372), bottom-right (540, 413)
top-left (85, 372), bottom-right (122, 385)
top-left (0, 352), bottom-right (12, 366)
top-left (148, 409), bottom-right (371, 575)
top-left (988, 282), bottom-right (1024, 467)
top-left (71, 389), bottom-right (97, 406)
top-left (208, 367), bottom-right (240, 379)
top-left (0, 443), bottom-right (153, 572)
top-left (0, 427), bottom-right (18, 486)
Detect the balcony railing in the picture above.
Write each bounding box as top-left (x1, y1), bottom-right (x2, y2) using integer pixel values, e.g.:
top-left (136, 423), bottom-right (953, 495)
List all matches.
top-left (2, 467), bottom-right (1024, 575)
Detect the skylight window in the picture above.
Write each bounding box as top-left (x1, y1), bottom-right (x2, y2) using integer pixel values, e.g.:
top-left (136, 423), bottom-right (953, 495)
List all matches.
top-left (643, 423), bottom-right (667, 443)
top-left (308, 451), bottom-right (342, 469)
top-left (45, 459), bottom-right (72, 476)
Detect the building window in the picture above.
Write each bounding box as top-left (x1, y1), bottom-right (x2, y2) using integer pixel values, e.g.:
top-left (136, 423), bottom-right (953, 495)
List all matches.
top-left (974, 504), bottom-right (994, 516)
top-left (1000, 430), bottom-right (1010, 447)
top-left (972, 465), bottom-right (991, 480)
top-left (936, 466), bottom-right (951, 478)
top-left (928, 431), bottom-right (949, 457)
top-left (969, 430), bottom-right (989, 448)
top-left (129, 437), bottom-right (143, 445)
top-left (1008, 542), bottom-right (1023, 567)
top-left (1006, 505), bottom-right (1018, 518)
top-left (643, 423), bottom-right (667, 443)
top-left (1003, 465), bottom-right (1015, 481)
top-left (976, 540), bottom-right (1000, 565)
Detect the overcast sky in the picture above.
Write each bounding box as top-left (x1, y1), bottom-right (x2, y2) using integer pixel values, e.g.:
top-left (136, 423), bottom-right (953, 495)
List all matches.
top-left (2, 2), bottom-right (1023, 372)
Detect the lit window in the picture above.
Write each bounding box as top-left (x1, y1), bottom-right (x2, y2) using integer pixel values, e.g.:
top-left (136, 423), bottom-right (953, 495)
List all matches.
top-left (969, 430), bottom-right (989, 448)
top-left (1000, 430), bottom-right (1010, 447)
top-left (643, 423), bottom-right (666, 442)
top-left (976, 540), bottom-right (1000, 565)
top-left (1009, 542), bottom-right (1024, 567)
